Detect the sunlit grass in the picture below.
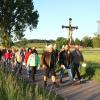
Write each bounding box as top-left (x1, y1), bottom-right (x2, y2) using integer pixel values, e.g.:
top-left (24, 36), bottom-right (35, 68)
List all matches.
top-left (0, 67), bottom-right (63, 100)
top-left (80, 50), bottom-right (100, 82)
top-left (83, 53), bottom-right (100, 63)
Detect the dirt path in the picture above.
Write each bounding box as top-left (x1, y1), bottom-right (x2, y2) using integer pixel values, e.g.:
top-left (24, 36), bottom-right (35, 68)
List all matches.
top-left (54, 80), bottom-right (100, 100)
top-left (21, 68), bottom-right (100, 100)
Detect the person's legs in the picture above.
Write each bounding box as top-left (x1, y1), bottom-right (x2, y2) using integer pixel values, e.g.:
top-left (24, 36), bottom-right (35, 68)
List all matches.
top-left (26, 67), bottom-right (29, 77)
top-left (73, 63), bottom-right (81, 80)
top-left (15, 62), bottom-right (19, 74)
top-left (19, 63), bottom-right (22, 74)
top-left (11, 60), bottom-right (14, 72)
top-left (32, 67), bottom-right (36, 80)
top-left (43, 68), bottom-right (49, 87)
top-left (72, 64), bottom-right (76, 79)
top-left (76, 65), bottom-right (81, 80)
top-left (59, 68), bottom-right (64, 83)
top-left (51, 68), bottom-right (57, 86)
top-left (66, 65), bottom-right (73, 81)
top-left (67, 68), bottom-right (73, 81)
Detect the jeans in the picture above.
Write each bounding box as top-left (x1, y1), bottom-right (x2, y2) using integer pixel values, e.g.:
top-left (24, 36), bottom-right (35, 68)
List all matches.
top-left (59, 68), bottom-right (64, 80)
top-left (60, 65), bottom-right (73, 81)
top-left (66, 65), bottom-right (73, 80)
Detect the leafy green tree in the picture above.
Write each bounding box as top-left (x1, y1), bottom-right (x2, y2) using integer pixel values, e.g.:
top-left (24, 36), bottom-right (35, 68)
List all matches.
top-left (93, 33), bottom-right (100, 48)
top-left (0, 0), bottom-right (39, 47)
top-left (56, 37), bottom-right (68, 50)
top-left (82, 36), bottom-right (93, 47)
top-left (75, 38), bottom-right (81, 45)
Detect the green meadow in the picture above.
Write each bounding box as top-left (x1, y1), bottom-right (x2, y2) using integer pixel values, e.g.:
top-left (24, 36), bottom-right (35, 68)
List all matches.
top-left (80, 49), bottom-right (100, 82)
top-left (83, 49), bottom-right (100, 63)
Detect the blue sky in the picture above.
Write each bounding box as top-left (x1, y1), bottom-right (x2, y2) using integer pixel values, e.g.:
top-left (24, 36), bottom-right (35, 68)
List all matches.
top-left (25, 0), bottom-right (100, 40)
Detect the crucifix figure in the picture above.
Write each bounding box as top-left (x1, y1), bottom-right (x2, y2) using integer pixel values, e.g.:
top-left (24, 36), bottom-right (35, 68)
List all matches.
top-left (62, 18), bottom-right (78, 45)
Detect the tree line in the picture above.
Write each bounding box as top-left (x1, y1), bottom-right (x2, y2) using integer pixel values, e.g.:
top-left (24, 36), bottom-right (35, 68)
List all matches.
top-left (56, 33), bottom-right (100, 50)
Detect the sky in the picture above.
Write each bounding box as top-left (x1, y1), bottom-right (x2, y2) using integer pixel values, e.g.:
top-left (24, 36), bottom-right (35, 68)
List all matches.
top-left (24, 0), bottom-right (100, 40)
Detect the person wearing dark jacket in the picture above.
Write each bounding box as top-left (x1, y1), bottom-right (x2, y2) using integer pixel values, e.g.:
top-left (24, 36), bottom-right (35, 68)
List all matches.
top-left (59, 45), bottom-right (65, 83)
top-left (59, 45), bottom-right (73, 82)
top-left (41, 44), bottom-right (58, 87)
top-left (72, 45), bottom-right (84, 81)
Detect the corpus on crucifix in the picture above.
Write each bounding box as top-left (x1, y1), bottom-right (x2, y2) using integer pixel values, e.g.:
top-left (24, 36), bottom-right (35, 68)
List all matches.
top-left (62, 18), bottom-right (78, 45)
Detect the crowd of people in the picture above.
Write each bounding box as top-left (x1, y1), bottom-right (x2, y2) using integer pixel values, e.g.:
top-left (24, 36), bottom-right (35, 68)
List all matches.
top-left (0, 44), bottom-right (84, 87)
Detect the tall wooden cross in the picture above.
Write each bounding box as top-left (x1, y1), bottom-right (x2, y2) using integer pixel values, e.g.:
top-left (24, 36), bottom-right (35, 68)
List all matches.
top-left (62, 18), bottom-right (78, 45)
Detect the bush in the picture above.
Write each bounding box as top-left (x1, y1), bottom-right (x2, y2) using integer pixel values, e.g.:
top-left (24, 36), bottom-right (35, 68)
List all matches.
top-left (80, 62), bottom-right (100, 82)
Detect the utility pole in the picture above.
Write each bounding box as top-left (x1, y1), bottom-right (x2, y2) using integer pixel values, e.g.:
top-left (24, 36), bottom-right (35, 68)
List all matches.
top-left (97, 20), bottom-right (100, 35)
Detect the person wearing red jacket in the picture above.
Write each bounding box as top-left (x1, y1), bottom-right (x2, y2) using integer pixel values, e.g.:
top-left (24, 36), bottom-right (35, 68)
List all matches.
top-left (24, 48), bottom-right (32, 65)
top-left (3, 49), bottom-right (11, 70)
top-left (4, 49), bottom-right (11, 60)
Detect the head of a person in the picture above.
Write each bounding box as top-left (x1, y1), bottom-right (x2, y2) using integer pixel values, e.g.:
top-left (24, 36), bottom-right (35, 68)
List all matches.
top-left (47, 44), bottom-right (53, 53)
top-left (75, 45), bottom-right (79, 50)
top-left (32, 46), bottom-right (36, 50)
top-left (7, 49), bottom-right (9, 53)
top-left (64, 45), bottom-right (70, 51)
top-left (28, 48), bottom-right (32, 53)
top-left (16, 49), bottom-right (20, 54)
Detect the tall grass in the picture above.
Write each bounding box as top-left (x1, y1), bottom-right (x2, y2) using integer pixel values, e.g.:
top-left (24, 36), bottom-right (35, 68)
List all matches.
top-left (0, 67), bottom-right (63, 100)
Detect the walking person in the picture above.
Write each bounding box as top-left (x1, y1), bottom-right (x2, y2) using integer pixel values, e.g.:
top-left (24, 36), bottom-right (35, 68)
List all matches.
top-left (10, 48), bottom-right (16, 72)
top-left (3, 49), bottom-right (11, 72)
top-left (59, 45), bottom-right (65, 83)
top-left (24, 48), bottom-right (32, 66)
top-left (72, 45), bottom-right (84, 82)
top-left (41, 44), bottom-right (58, 87)
top-left (15, 49), bottom-right (22, 75)
top-left (20, 48), bottom-right (26, 66)
top-left (27, 48), bottom-right (39, 80)
top-left (59, 45), bottom-right (73, 82)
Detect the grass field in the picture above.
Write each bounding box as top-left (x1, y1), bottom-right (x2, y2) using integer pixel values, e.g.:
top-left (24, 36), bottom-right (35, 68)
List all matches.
top-left (83, 50), bottom-right (100, 63)
top-left (80, 49), bottom-right (100, 81)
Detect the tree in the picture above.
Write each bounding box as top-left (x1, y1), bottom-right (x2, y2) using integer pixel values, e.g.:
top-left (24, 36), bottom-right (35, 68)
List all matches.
top-left (75, 38), bottom-right (81, 45)
top-left (93, 33), bottom-right (100, 48)
top-left (56, 37), bottom-right (68, 50)
top-left (82, 36), bottom-right (93, 47)
top-left (0, 0), bottom-right (39, 47)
